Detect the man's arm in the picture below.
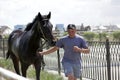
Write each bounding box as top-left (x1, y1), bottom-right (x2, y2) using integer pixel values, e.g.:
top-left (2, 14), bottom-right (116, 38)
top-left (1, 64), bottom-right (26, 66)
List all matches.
top-left (39, 46), bottom-right (59, 55)
top-left (73, 46), bottom-right (90, 54)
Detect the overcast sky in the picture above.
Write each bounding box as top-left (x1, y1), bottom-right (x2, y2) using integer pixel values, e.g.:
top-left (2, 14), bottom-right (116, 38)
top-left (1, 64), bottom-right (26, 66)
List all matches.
top-left (0, 0), bottom-right (120, 29)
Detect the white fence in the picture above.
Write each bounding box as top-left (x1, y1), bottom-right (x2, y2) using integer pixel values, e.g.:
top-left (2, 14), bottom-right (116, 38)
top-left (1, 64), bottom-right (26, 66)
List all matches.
top-left (0, 67), bottom-right (29, 80)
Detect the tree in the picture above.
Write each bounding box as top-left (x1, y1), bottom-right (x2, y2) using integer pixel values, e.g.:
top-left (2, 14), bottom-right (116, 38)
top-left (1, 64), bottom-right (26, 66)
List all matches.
top-left (83, 32), bottom-right (96, 41)
top-left (112, 31), bottom-right (120, 41)
top-left (97, 32), bottom-right (107, 41)
top-left (84, 25), bottom-right (91, 31)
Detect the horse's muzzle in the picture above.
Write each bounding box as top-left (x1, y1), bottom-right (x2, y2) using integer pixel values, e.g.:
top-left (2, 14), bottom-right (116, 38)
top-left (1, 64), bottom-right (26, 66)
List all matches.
top-left (50, 40), bottom-right (56, 46)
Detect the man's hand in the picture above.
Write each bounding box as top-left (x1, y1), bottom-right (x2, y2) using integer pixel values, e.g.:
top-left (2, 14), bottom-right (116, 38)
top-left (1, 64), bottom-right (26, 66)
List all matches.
top-left (73, 46), bottom-right (90, 54)
top-left (73, 46), bottom-right (81, 52)
top-left (38, 52), bottom-right (45, 56)
top-left (36, 51), bottom-right (44, 56)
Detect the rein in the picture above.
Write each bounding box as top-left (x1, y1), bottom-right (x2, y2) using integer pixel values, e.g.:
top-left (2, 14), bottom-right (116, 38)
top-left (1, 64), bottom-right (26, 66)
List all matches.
top-left (40, 39), bottom-right (47, 49)
top-left (37, 39), bottom-right (47, 52)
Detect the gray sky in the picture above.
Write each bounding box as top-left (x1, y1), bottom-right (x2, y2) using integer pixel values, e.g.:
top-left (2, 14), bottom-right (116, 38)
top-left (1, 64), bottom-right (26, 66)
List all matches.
top-left (0, 0), bottom-right (120, 29)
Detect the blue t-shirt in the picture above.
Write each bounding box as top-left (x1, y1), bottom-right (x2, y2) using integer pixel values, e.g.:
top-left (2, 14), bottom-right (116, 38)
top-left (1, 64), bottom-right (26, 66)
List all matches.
top-left (56, 35), bottom-right (88, 64)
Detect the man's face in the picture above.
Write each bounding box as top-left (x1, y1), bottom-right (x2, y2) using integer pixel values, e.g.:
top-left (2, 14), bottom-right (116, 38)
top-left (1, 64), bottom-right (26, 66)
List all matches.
top-left (67, 29), bottom-right (76, 38)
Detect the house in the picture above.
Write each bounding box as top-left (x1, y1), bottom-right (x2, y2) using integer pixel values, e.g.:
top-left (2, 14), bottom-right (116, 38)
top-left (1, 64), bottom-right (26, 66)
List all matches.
top-left (14, 25), bottom-right (26, 31)
top-left (0, 25), bottom-right (12, 38)
top-left (92, 24), bottom-right (120, 33)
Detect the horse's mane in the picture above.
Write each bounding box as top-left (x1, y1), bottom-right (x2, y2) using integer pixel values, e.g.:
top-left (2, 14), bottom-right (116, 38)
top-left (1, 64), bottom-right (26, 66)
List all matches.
top-left (24, 14), bottom-right (39, 31)
top-left (24, 23), bottom-right (33, 31)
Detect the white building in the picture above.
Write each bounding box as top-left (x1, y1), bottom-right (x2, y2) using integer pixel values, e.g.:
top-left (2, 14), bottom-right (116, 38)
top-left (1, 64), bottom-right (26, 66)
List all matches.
top-left (54, 24), bottom-right (65, 36)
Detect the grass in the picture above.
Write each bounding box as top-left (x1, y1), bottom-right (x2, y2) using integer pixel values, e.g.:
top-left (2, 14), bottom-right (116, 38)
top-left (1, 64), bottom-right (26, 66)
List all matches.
top-left (0, 58), bottom-right (63, 80)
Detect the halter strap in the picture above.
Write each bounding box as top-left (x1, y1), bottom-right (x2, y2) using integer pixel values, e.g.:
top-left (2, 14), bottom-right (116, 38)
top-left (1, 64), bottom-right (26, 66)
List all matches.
top-left (38, 22), bottom-right (47, 40)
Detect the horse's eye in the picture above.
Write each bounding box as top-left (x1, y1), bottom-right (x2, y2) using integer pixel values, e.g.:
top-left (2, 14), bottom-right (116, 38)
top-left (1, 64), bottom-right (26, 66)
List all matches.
top-left (42, 21), bottom-right (45, 25)
top-left (43, 20), bottom-right (49, 27)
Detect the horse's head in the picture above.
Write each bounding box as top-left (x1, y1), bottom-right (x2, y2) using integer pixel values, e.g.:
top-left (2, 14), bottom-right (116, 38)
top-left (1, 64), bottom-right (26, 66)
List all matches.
top-left (32, 12), bottom-right (56, 46)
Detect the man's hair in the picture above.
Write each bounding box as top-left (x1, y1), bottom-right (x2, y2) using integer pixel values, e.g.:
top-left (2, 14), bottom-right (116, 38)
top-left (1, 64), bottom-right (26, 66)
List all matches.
top-left (67, 24), bottom-right (76, 30)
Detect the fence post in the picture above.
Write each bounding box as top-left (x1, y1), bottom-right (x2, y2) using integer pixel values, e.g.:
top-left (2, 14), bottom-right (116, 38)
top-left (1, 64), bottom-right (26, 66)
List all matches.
top-left (57, 49), bottom-right (61, 75)
top-left (106, 38), bottom-right (111, 80)
top-left (3, 38), bottom-right (5, 58)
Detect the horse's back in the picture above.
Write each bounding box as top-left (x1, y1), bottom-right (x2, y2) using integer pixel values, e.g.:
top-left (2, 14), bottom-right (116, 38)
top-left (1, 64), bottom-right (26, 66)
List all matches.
top-left (8, 30), bottom-right (24, 47)
top-left (6, 30), bottom-right (24, 59)
top-left (11, 30), bottom-right (24, 38)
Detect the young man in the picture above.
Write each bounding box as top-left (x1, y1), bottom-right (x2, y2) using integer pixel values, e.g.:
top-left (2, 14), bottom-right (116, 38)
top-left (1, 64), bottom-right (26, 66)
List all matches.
top-left (38, 24), bottom-right (90, 80)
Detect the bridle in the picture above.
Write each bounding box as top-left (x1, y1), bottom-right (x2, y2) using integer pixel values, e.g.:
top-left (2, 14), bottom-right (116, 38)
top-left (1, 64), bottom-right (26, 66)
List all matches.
top-left (37, 18), bottom-right (53, 48)
top-left (38, 18), bottom-right (51, 40)
top-left (38, 22), bottom-right (47, 40)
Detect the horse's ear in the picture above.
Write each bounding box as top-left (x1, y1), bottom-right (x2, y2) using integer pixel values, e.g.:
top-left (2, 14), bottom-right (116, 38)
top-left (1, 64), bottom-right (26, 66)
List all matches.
top-left (47, 12), bottom-right (51, 19)
top-left (38, 12), bottom-right (42, 20)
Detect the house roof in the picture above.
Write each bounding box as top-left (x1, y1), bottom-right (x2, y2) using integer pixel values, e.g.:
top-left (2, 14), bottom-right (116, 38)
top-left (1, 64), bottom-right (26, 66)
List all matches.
top-left (0, 25), bottom-right (12, 35)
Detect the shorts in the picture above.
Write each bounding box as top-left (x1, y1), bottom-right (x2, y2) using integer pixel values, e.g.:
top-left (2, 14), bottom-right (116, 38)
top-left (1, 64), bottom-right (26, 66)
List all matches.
top-left (62, 61), bottom-right (82, 78)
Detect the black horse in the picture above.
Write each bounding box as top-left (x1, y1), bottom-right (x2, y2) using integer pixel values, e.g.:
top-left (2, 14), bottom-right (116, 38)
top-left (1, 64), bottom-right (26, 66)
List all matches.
top-left (6, 12), bottom-right (55, 80)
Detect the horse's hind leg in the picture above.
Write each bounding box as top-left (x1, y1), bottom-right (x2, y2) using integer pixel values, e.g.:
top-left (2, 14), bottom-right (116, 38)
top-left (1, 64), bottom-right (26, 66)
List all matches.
top-left (11, 54), bottom-right (20, 75)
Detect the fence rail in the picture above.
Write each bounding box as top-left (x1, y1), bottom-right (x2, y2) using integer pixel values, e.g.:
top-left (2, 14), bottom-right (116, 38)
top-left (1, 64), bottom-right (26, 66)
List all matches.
top-left (0, 67), bottom-right (29, 80)
top-left (0, 38), bottom-right (120, 80)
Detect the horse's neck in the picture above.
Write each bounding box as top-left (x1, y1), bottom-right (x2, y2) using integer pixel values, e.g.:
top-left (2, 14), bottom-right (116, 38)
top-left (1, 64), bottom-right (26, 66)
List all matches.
top-left (26, 30), bottom-right (41, 44)
top-left (25, 31), bottom-right (41, 52)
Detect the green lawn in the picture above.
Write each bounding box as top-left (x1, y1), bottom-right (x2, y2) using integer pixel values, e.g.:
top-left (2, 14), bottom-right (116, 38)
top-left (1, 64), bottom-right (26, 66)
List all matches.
top-left (0, 58), bottom-right (63, 80)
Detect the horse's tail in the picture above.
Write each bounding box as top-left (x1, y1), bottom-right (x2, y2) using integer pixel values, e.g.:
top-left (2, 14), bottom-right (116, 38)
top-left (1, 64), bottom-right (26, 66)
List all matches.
top-left (6, 51), bottom-right (10, 59)
top-left (6, 33), bottom-right (13, 59)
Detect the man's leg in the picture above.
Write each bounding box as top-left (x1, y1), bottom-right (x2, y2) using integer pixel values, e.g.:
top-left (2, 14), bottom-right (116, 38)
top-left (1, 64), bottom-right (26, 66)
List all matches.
top-left (62, 62), bottom-right (76, 80)
top-left (73, 64), bottom-right (82, 80)
top-left (67, 74), bottom-right (77, 80)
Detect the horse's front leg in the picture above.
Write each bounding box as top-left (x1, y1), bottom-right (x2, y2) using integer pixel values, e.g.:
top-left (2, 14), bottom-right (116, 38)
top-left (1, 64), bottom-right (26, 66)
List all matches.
top-left (34, 60), bottom-right (41, 80)
top-left (21, 63), bottom-right (29, 77)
